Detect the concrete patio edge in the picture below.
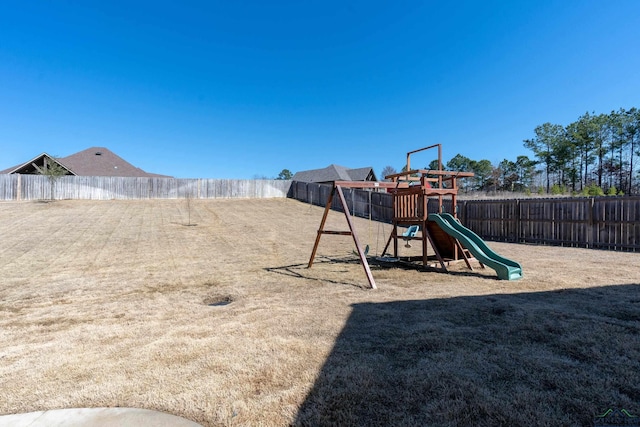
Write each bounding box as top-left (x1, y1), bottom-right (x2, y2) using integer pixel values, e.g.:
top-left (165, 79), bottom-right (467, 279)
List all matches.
top-left (0, 407), bottom-right (203, 426)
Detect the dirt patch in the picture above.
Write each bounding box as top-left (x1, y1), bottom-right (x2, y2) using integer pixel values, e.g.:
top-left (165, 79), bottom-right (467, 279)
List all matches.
top-left (203, 294), bottom-right (235, 306)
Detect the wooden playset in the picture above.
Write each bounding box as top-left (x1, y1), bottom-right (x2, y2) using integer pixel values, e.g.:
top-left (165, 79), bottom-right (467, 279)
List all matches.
top-left (307, 144), bottom-right (523, 288)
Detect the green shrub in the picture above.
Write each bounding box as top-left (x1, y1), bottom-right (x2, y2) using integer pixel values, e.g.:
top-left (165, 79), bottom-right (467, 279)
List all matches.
top-left (582, 184), bottom-right (604, 196)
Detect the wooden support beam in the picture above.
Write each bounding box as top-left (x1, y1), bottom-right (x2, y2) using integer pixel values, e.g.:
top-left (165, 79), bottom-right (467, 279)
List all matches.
top-left (386, 170), bottom-right (474, 181)
top-left (381, 226), bottom-right (395, 257)
top-left (425, 230), bottom-right (448, 271)
top-left (320, 231), bottom-right (353, 236)
top-left (393, 223), bottom-right (399, 258)
top-left (335, 185), bottom-right (377, 289)
top-left (455, 239), bottom-right (474, 270)
top-left (332, 180), bottom-right (409, 189)
top-left (308, 186), bottom-right (335, 268)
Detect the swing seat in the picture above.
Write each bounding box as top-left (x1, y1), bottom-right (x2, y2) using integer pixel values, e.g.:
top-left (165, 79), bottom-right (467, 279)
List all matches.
top-left (352, 244), bottom-right (370, 257)
top-left (402, 225), bottom-right (419, 238)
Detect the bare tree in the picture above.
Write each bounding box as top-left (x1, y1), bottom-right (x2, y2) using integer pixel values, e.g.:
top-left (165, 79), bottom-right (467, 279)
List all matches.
top-left (34, 156), bottom-right (69, 200)
top-left (381, 166), bottom-right (397, 181)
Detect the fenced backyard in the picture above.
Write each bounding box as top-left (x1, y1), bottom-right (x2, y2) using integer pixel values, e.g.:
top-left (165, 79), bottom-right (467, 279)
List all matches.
top-left (0, 174), bottom-right (292, 201)
top-left (289, 181), bottom-right (640, 252)
top-left (2, 176), bottom-right (638, 251)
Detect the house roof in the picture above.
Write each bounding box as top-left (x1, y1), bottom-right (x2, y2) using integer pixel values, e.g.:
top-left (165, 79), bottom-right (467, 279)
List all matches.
top-left (58, 147), bottom-right (170, 177)
top-left (347, 167), bottom-right (377, 181)
top-left (291, 164), bottom-right (377, 183)
top-left (1, 147), bottom-right (171, 177)
top-left (0, 153), bottom-right (74, 175)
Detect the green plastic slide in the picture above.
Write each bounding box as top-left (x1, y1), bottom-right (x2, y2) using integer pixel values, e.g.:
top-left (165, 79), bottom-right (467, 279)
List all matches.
top-left (428, 213), bottom-right (523, 280)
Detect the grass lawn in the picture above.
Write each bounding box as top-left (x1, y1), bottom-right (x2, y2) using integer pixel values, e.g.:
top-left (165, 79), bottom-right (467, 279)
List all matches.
top-left (0, 198), bottom-right (639, 426)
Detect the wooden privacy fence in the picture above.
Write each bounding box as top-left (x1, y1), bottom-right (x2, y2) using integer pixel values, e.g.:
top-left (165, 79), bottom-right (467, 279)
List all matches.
top-left (0, 175), bottom-right (291, 201)
top-left (289, 181), bottom-right (640, 252)
top-left (462, 197), bottom-right (640, 251)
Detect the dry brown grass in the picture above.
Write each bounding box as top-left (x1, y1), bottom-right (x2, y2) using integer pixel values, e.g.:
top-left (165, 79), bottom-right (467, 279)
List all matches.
top-left (0, 198), bottom-right (639, 426)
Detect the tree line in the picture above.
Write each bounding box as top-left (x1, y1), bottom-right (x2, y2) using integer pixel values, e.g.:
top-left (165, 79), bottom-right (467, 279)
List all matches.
top-left (381, 107), bottom-right (640, 196)
top-left (524, 108), bottom-right (639, 195)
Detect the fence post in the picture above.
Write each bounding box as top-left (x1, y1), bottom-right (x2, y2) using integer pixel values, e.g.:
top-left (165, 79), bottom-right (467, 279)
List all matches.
top-left (516, 199), bottom-right (520, 242)
top-left (588, 197), bottom-right (595, 249)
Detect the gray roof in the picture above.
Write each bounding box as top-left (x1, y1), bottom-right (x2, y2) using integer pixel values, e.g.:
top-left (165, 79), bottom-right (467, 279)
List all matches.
top-left (291, 164), bottom-right (377, 183)
top-left (0, 153), bottom-right (74, 175)
top-left (1, 147), bottom-right (170, 177)
top-left (347, 167), bottom-right (376, 181)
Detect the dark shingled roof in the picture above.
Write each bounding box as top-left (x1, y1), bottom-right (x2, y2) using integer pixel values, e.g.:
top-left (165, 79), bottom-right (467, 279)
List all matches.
top-left (291, 164), bottom-right (377, 183)
top-left (57, 147), bottom-right (169, 177)
top-left (1, 147), bottom-right (170, 177)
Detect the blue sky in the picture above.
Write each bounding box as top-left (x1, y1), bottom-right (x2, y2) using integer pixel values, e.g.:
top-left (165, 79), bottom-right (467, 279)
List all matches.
top-left (2, 1), bottom-right (639, 179)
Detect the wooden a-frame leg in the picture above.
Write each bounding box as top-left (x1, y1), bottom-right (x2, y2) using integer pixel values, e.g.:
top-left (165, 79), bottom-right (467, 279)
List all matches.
top-left (454, 239), bottom-right (474, 271)
top-left (425, 229), bottom-right (447, 271)
top-left (381, 225), bottom-right (396, 257)
top-left (308, 187), bottom-right (335, 268)
top-left (335, 186), bottom-right (377, 289)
